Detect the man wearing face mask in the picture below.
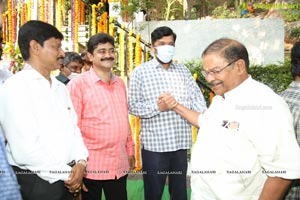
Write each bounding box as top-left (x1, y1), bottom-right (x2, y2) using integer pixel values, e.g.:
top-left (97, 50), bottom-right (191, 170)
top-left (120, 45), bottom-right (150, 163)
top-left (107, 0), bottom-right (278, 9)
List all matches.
top-left (56, 51), bottom-right (84, 85)
top-left (128, 26), bottom-right (207, 200)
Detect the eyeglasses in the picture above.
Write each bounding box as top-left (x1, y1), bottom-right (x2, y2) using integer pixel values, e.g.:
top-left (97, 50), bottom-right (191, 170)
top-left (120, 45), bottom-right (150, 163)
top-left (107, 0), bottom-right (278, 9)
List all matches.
top-left (201, 59), bottom-right (239, 78)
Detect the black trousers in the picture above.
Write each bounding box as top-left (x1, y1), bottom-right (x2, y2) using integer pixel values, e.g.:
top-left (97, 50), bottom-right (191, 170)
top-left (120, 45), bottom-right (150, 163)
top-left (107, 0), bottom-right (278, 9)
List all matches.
top-left (12, 166), bottom-right (73, 200)
top-left (81, 175), bottom-right (128, 200)
top-left (142, 149), bottom-right (188, 200)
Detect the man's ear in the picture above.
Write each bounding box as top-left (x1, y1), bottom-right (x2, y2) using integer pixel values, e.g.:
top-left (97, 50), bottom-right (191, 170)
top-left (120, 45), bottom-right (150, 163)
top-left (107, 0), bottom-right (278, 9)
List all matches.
top-left (29, 40), bottom-right (40, 56)
top-left (151, 46), bottom-right (156, 54)
top-left (235, 59), bottom-right (247, 75)
top-left (87, 52), bottom-right (93, 62)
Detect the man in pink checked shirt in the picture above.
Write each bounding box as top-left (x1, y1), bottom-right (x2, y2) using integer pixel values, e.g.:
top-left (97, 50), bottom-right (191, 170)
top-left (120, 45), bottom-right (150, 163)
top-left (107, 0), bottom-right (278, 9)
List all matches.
top-left (67, 33), bottom-right (135, 200)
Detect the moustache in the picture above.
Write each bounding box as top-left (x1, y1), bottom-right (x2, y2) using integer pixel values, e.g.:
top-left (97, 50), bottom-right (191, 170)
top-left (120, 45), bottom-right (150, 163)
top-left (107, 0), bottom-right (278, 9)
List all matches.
top-left (209, 81), bottom-right (222, 87)
top-left (57, 57), bottom-right (64, 61)
top-left (101, 57), bottom-right (114, 61)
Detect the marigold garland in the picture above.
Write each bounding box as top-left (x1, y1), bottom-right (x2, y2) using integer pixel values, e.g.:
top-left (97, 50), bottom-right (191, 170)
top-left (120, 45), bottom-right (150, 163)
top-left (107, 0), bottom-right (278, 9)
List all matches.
top-left (20, 0), bottom-right (26, 25)
top-left (119, 25), bottom-right (125, 80)
top-left (71, 0), bottom-right (75, 50)
top-left (45, 0), bottom-right (49, 23)
top-left (127, 30), bottom-right (134, 75)
top-left (132, 33), bottom-right (143, 171)
top-left (97, 19), bottom-right (101, 33)
top-left (129, 115), bottom-right (136, 169)
top-left (145, 49), bottom-right (150, 62)
top-left (7, 0), bottom-right (12, 43)
top-left (40, 0), bottom-right (45, 22)
top-left (2, 12), bottom-right (7, 42)
top-left (56, 0), bottom-right (62, 31)
top-left (92, 2), bottom-right (104, 34)
top-left (71, 0), bottom-right (78, 51)
top-left (97, 11), bottom-right (107, 33)
top-left (16, 1), bottom-right (21, 40)
top-left (109, 16), bottom-right (114, 37)
top-left (11, 0), bottom-right (17, 43)
top-left (135, 34), bottom-right (142, 66)
top-left (80, 1), bottom-right (85, 25)
top-left (134, 117), bottom-right (141, 171)
top-left (26, 0), bottom-right (32, 21)
top-left (102, 12), bottom-right (108, 33)
top-left (91, 4), bottom-right (97, 35)
top-left (74, 0), bottom-right (79, 52)
top-left (192, 74), bottom-right (198, 144)
top-left (210, 91), bottom-right (214, 102)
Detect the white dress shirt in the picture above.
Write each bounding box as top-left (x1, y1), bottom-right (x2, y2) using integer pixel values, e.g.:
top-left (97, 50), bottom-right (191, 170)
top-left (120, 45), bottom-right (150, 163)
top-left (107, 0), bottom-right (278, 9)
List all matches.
top-left (191, 76), bottom-right (300, 200)
top-left (0, 68), bottom-right (13, 85)
top-left (0, 64), bottom-right (88, 183)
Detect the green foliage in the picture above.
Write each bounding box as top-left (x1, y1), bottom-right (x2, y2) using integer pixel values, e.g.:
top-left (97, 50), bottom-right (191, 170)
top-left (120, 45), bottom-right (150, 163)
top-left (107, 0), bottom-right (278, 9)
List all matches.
top-left (279, 0), bottom-right (300, 23)
top-left (249, 61), bottom-right (293, 94)
top-left (280, 9), bottom-right (300, 22)
top-left (185, 59), bottom-right (211, 106)
top-left (211, 6), bottom-right (240, 19)
top-left (64, 0), bottom-right (71, 11)
top-left (185, 58), bottom-right (203, 76)
top-left (290, 27), bottom-right (300, 40)
top-left (211, 6), bottom-right (231, 18)
top-left (113, 0), bottom-right (154, 20)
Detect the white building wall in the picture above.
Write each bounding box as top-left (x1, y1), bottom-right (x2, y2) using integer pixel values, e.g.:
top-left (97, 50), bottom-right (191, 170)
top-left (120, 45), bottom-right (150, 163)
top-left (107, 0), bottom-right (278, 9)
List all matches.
top-left (137, 18), bottom-right (284, 65)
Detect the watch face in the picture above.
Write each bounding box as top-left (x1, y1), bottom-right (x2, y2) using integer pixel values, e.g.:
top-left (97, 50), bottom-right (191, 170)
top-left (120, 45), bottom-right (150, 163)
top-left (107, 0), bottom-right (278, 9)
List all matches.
top-left (77, 160), bottom-right (87, 167)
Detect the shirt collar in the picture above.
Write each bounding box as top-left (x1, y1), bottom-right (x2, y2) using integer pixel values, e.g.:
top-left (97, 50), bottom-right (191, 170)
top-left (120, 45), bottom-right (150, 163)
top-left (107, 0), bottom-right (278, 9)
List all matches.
top-left (88, 67), bottom-right (116, 83)
top-left (23, 64), bottom-right (62, 89)
top-left (289, 81), bottom-right (300, 87)
top-left (152, 58), bottom-right (176, 70)
top-left (224, 75), bottom-right (252, 99)
top-left (23, 64), bottom-right (45, 80)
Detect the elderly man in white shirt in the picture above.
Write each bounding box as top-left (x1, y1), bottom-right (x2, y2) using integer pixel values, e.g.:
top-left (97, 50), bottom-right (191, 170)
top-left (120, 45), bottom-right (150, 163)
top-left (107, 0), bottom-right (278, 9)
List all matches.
top-left (0, 20), bottom-right (88, 200)
top-left (159, 38), bottom-right (300, 200)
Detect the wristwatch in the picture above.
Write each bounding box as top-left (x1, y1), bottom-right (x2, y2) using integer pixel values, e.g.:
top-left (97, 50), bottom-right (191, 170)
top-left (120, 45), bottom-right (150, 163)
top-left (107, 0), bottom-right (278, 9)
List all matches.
top-left (77, 159), bottom-right (87, 168)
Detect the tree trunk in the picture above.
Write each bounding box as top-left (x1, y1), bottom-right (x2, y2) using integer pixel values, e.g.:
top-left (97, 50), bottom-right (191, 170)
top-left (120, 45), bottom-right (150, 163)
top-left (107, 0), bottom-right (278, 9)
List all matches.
top-left (200, 0), bottom-right (207, 18)
top-left (183, 0), bottom-right (192, 20)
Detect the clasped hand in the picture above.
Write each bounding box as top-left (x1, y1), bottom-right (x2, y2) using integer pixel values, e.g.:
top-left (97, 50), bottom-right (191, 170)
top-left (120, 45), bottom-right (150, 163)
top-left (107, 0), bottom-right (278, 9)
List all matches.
top-left (64, 164), bottom-right (88, 194)
top-left (158, 93), bottom-right (178, 111)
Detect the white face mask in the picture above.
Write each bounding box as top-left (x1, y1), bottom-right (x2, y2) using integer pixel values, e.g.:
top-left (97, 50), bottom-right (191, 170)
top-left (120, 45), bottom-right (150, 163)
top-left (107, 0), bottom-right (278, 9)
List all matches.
top-left (155, 45), bottom-right (175, 63)
top-left (68, 72), bottom-right (80, 80)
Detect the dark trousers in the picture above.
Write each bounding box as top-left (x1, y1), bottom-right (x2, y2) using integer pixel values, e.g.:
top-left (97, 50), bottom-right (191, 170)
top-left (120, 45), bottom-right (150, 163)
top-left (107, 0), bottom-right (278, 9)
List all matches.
top-left (81, 175), bottom-right (128, 200)
top-left (142, 149), bottom-right (188, 200)
top-left (12, 166), bottom-right (73, 200)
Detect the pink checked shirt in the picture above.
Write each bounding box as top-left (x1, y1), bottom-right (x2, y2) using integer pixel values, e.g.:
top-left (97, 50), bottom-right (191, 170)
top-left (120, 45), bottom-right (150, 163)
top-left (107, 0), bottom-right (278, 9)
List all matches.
top-left (67, 68), bottom-right (135, 180)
